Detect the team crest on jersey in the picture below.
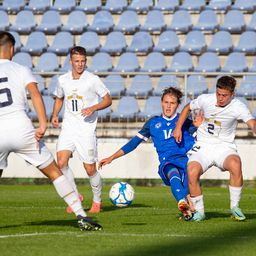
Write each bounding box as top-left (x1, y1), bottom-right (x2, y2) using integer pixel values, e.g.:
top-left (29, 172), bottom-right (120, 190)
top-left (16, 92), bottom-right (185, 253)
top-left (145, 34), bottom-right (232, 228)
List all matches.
top-left (155, 122), bottom-right (162, 129)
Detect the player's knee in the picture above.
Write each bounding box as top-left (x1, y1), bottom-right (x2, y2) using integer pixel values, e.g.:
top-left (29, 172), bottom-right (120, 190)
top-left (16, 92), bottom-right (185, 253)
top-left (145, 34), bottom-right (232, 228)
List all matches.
top-left (57, 159), bottom-right (68, 170)
top-left (84, 163), bottom-right (96, 176)
top-left (224, 155), bottom-right (241, 174)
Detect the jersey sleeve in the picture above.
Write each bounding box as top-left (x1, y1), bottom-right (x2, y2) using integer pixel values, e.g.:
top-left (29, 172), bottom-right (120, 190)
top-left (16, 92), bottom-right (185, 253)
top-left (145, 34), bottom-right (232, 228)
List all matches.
top-left (54, 77), bottom-right (64, 98)
top-left (22, 66), bottom-right (37, 88)
top-left (236, 99), bottom-right (254, 123)
top-left (190, 94), bottom-right (206, 111)
top-left (93, 76), bottom-right (110, 98)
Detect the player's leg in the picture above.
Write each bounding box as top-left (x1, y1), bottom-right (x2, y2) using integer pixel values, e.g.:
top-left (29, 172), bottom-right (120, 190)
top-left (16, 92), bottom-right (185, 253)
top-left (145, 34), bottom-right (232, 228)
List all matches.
top-left (0, 169), bottom-right (3, 177)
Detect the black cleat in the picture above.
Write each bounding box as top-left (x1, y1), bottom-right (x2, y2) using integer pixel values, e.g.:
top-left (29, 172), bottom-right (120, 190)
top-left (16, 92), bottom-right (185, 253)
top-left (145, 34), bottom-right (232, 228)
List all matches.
top-left (77, 215), bottom-right (103, 231)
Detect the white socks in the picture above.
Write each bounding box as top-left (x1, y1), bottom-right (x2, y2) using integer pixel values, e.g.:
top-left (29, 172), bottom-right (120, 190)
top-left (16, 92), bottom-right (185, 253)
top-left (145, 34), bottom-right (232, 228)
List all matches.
top-left (89, 171), bottom-right (102, 203)
top-left (53, 175), bottom-right (86, 217)
top-left (229, 185), bottom-right (242, 209)
top-left (191, 195), bottom-right (204, 215)
top-left (61, 166), bottom-right (79, 197)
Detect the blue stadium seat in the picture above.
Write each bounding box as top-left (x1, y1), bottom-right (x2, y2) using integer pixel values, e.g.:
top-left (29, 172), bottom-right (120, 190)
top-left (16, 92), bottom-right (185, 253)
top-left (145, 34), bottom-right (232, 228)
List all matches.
top-left (0, 0), bottom-right (25, 13)
top-left (138, 96), bottom-right (162, 121)
top-left (168, 52), bottom-right (193, 72)
top-left (87, 52), bottom-right (113, 72)
top-left (220, 10), bottom-right (245, 33)
top-left (36, 10), bottom-right (62, 34)
top-left (9, 31), bottom-right (22, 52)
top-left (61, 10), bottom-right (88, 34)
top-left (114, 10), bottom-right (140, 33)
top-left (127, 0), bottom-right (153, 13)
top-left (59, 56), bottom-right (71, 72)
top-left (48, 32), bottom-right (74, 55)
top-left (141, 52), bottom-right (167, 72)
top-left (43, 95), bottom-right (55, 120)
top-left (75, 0), bottom-right (102, 13)
top-left (193, 10), bottom-right (219, 32)
top-left (179, 0), bottom-right (205, 12)
top-left (24, 0), bottom-right (50, 14)
top-left (50, 0), bottom-right (76, 14)
top-left (10, 10), bottom-right (36, 34)
top-left (195, 52), bottom-right (221, 72)
top-left (153, 0), bottom-right (179, 11)
top-left (0, 10), bottom-right (9, 30)
top-left (21, 31), bottom-right (48, 55)
top-left (231, 0), bottom-right (255, 12)
top-left (167, 10), bottom-right (192, 33)
top-left (140, 10), bottom-right (166, 32)
top-left (126, 75), bottom-right (152, 98)
top-left (114, 52), bottom-right (140, 72)
top-left (79, 32), bottom-right (101, 55)
top-left (186, 75), bottom-right (208, 97)
top-left (34, 52), bottom-right (59, 72)
top-left (180, 30), bottom-right (206, 55)
top-left (13, 52), bottom-right (33, 69)
top-left (127, 31), bottom-right (153, 53)
top-left (153, 75), bottom-right (179, 96)
top-left (246, 12), bottom-right (256, 31)
top-left (234, 31), bottom-right (256, 54)
top-left (103, 0), bottom-right (128, 13)
top-left (41, 75), bottom-right (58, 96)
top-left (98, 105), bottom-right (112, 121)
top-left (154, 31), bottom-right (180, 54)
top-left (34, 74), bottom-right (45, 93)
top-left (207, 31), bottom-right (233, 54)
top-left (101, 31), bottom-right (127, 55)
top-left (88, 10), bottom-right (114, 34)
top-left (205, 0), bottom-right (231, 11)
top-left (104, 75), bottom-right (126, 97)
top-left (222, 52), bottom-right (248, 72)
top-left (237, 76), bottom-right (256, 98)
top-left (111, 96), bottom-right (139, 121)
top-left (249, 57), bottom-right (256, 71)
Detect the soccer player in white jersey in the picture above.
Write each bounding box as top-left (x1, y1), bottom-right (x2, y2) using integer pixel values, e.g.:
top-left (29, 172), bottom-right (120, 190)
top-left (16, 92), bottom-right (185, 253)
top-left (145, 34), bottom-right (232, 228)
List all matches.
top-left (0, 32), bottom-right (102, 231)
top-left (51, 46), bottom-right (112, 214)
top-left (173, 76), bottom-right (256, 221)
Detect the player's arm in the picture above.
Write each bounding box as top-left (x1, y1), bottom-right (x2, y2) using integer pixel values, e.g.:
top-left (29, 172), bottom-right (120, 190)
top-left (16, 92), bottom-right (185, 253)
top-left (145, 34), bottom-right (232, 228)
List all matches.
top-left (26, 82), bottom-right (47, 141)
top-left (173, 103), bottom-right (192, 143)
top-left (246, 119), bottom-right (256, 134)
top-left (51, 97), bottom-right (64, 128)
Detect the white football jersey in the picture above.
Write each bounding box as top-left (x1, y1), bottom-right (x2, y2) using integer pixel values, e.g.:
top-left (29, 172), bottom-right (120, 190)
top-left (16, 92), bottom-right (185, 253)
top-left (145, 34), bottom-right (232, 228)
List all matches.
top-left (55, 70), bottom-right (109, 134)
top-left (0, 59), bottom-right (36, 119)
top-left (190, 93), bottom-right (254, 143)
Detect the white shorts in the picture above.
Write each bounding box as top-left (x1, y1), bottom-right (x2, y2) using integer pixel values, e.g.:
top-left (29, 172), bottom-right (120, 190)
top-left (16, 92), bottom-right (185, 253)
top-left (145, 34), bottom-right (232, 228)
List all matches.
top-left (56, 130), bottom-right (98, 164)
top-left (187, 141), bottom-right (239, 172)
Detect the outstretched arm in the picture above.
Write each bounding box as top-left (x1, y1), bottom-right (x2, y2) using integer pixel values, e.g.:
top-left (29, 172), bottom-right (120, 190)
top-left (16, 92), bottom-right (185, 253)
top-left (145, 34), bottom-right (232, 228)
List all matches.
top-left (99, 149), bottom-right (125, 169)
top-left (246, 119), bottom-right (256, 134)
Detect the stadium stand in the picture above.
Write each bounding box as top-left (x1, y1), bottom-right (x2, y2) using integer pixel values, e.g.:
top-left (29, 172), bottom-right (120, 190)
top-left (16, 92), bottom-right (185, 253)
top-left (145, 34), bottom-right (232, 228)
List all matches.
top-left (24, 0), bottom-right (51, 13)
top-left (221, 52), bottom-right (248, 72)
top-left (179, 0), bottom-right (205, 12)
top-left (138, 96), bottom-right (162, 121)
top-left (237, 76), bottom-right (256, 98)
top-left (234, 31), bottom-right (256, 54)
top-left (153, 75), bottom-right (179, 96)
top-left (103, 0), bottom-right (128, 13)
top-left (0, 10), bottom-right (10, 31)
top-left (9, 31), bottom-right (22, 52)
top-left (140, 10), bottom-right (166, 32)
top-left (205, 0), bottom-right (232, 11)
top-left (114, 10), bottom-right (140, 33)
top-left (246, 12), bottom-right (256, 31)
top-left (231, 0), bottom-right (256, 12)
top-left (33, 52), bottom-right (59, 72)
top-left (75, 0), bottom-right (102, 13)
top-left (186, 75), bottom-right (208, 97)
top-left (79, 31), bottom-right (101, 55)
top-left (167, 10), bottom-right (192, 33)
top-left (126, 74), bottom-right (152, 97)
top-left (114, 52), bottom-right (140, 72)
top-left (127, 0), bottom-right (153, 13)
top-left (140, 52), bottom-right (167, 72)
top-left (87, 52), bottom-right (113, 72)
top-left (153, 0), bottom-right (179, 12)
top-left (168, 52), bottom-right (193, 72)
top-left (50, 0), bottom-right (76, 14)
top-left (104, 74), bottom-right (126, 97)
top-left (207, 31), bottom-right (233, 54)
top-left (59, 56), bottom-right (72, 72)
top-left (127, 31), bottom-right (153, 53)
top-left (193, 10), bottom-right (219, 32)
top-left (41, 75), bottom-right (58, 96)
top-left (195, 52), bottom-right (221, 72)
top-left (0, 0), bottom-right (25, 13)
top-left (13, 52), bottom-right (33, 69)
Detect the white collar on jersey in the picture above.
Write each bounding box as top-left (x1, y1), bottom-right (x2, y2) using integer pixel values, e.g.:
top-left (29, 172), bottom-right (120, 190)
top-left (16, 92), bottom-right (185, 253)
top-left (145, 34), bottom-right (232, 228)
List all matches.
top-left (162, 112), bottom-right (177, 121)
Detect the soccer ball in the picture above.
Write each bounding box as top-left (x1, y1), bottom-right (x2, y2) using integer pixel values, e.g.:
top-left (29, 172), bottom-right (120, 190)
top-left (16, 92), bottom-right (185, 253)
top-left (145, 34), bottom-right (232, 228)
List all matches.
top-left (109, 182), bottom-right (135, 207)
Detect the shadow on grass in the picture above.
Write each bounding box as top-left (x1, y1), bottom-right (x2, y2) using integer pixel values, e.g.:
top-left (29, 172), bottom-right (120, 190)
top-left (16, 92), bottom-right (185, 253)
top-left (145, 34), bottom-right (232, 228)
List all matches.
top-left (99, 203), bottom-right (151, 213)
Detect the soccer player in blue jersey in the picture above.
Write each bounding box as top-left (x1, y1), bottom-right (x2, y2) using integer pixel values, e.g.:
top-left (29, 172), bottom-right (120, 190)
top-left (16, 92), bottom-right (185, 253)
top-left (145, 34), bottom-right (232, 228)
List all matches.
top-left (99, 87), bottom-right (199, 220)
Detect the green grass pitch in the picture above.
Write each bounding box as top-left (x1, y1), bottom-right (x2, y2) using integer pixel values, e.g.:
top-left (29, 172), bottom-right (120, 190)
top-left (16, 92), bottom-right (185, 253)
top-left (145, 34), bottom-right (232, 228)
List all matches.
top-left (1, 184), bottom-right (256, 256)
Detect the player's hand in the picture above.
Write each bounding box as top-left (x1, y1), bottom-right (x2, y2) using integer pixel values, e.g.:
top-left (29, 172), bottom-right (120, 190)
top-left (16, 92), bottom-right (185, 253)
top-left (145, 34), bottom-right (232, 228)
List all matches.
top-left (35, 127), bottom-right (46, 142)
top-left (193, 111), bottom-right (204, 128)
top-left (51, 116), bottom-right (59, 128)
top-left (81, 106), bottom-right (96, 117)
top-left (173, 127), bottom-right (182, 143)
top-left (98, 157), bottom-right (113, 169)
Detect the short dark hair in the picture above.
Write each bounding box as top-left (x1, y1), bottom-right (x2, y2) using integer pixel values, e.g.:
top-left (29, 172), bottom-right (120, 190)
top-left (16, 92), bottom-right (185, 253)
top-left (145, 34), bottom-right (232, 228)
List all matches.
top-left (161, 86), bottom-right (183, 104)
top-left (0, 31), bottom-right (15, 47)
top-left (70, 46), bottom-right (86, 58)
top-left (216, 76), bottom-right (236, 92)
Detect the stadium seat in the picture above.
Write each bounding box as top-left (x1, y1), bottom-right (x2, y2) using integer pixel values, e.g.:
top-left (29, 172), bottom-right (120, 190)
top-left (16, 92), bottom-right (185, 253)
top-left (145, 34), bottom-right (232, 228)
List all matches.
top-left (153, 0), bottom-right (179, 12)
top-left (34, 74), bottom-right (45, 93)
top-left (179, 0), bottom-right (205, 12)
top-left (236, 76), bottom-right (256, 98)
top-left (42, 95), bottom-right (55, 120)
top-left (234, 31), bottom-right (256, 54)
top-left (0, 10), bottom-right (9, 31)
top-left (75, 0), bottom-right (102, 13)
top-left (24, 0), bottom-right (50, 14)
top-left (127, 0), bottom-right (153, 13)
top-left (10, 10), bottom-right (36, 34)
top-left (88, 10), bottom-right (114, 34)
top-left (59, 56), bottom-right (71, 72)
top-left (180, 30), bottom-right (206, 55)
top-left (47, 32), bottom-right (73, 55)
top-left (34, 52), bottom-right (59, 72)
top-left (50, 0), bottom-right (76, 14)
top-left (207, 31), bottom-right (233, 54)
top-left (193, 10), bottom-right (219, 32)
top-left (126, 75), bottom-right (152, 98)
top-left (111, 96), bottom-right (139, 121)
top-left (186, 75), bottom-right (208, 97)
top-left (195, 52), bottom-right (221, 72)
top-left (13, 52), bottom-right (33, 69)
top-left (114, 10), bottom-right (140, 33)
top-left (114, 52), bottom-right (140, 72)
top-left (140, 10), bottom-right (166, 32)
top-left (153, 75), bottom-right (179, 96)
top-left (0, 0), bottom-right (25, 13)
top-left (167, 10), bottom-right (192, 33)
top-left (97, 105), bottom-right (112, 122)
top-left (154, 31), bottom-right (180, 54)
top-left (101, 31), bottom-right (127, 55)
top-left (9, 31), bottom-right (22, 52)
top-left (138, 96), bottom-right (162, 121)
top-left (222, 52), bottom-right (248, 72)
top-left (168, 52), bottom-right (193, 72)
top-left (41, 75), bottom-right (58, 96)
top-left (21, 31), bottom-right (48, 55)
top-left (219, 10), bottom-right (245, 33)
top-left (249, 57), bottom-right (256, 72)
top-left (127, 31), bottom-right (153, 53)
top-left (36, 10), bottom-right (62, 34)
top-left (104, 75), bottom-right (126, 97)
top-left (87, 52), bottom-right (113, 72)
top-left (79, 32), bottom-right (101, 55)
top-left (205, 0), bottom-right (231, 12)
top-left (61, 10), bottom-right (88, 34)
top-left (141, 52), bottom-right (167, 72)
top-left (246, 12), bottom-right (256, 31)
top-left (231, 0), bottom-right (255, 12)
top-left (103, 0), bottom-right (128, 13)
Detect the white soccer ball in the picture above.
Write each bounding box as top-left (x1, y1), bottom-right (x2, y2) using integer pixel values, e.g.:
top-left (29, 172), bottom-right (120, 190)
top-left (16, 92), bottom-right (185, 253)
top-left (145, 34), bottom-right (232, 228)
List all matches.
top-left (109, 182), bottom-right (135, 207)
